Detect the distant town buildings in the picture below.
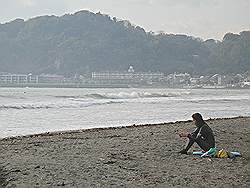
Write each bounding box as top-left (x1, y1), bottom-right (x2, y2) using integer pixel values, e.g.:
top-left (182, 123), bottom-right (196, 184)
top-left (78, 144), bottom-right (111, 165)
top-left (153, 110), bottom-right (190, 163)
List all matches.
top-left (0, 74), bottom-right (64, 85)
top-left (0, 66), bottom-right (249, 88)
top-left (91, 66), bottom-right (164, 84)
top-left (0, 74), bottom-right (38, 84)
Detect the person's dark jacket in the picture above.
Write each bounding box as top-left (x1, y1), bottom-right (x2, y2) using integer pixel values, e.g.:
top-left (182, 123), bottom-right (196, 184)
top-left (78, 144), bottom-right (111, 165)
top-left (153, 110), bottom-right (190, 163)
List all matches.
top-left (188, 123), bottom-right (215, 148)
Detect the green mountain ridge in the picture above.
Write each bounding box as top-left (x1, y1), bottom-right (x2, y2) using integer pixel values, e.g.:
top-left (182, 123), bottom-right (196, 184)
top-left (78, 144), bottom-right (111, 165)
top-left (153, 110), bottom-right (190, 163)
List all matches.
top-left (0, 10), bottom-right (249, 75)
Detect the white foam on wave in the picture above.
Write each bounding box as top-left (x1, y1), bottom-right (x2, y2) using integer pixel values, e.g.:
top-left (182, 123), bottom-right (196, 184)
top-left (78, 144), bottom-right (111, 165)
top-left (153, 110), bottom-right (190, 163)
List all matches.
top-left (0, 100), bottom-right (124, 110)
top-left (0, 91), bottom-right (192, 111)
top-left (84, 91), bottom-right (190, 99)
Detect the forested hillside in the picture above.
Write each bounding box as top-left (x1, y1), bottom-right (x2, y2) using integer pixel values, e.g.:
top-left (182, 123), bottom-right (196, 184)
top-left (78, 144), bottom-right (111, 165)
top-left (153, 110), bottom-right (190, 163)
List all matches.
top-left (0, 10), bottom-right (249, 75)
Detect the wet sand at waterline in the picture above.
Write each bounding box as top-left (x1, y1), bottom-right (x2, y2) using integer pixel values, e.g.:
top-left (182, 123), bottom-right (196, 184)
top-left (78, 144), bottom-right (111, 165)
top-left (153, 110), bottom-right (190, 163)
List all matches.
top-left (0, 117), bottom-right (249, 187)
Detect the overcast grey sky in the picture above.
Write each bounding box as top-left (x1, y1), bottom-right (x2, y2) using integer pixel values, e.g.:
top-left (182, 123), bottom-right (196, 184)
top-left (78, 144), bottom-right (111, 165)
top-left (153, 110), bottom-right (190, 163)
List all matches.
top-left (0, 0), bottom-right (249, 40)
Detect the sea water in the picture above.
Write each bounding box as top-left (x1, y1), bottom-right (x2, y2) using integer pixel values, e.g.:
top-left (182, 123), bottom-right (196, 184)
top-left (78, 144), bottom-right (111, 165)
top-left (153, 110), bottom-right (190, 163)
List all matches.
top-left (0, 87), bottom-right (249, 138)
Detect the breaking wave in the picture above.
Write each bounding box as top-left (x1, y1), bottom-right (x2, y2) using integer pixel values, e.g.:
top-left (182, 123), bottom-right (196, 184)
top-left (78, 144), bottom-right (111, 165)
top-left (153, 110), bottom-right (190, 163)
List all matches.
top-left (0, 91), bottom-right (192, 111)
top-left (0, 101), bottom-right (124, 110)
top-left (0, 104), bottom-right (52, 110)
top-left (84, 91), bottom-right (190, 99)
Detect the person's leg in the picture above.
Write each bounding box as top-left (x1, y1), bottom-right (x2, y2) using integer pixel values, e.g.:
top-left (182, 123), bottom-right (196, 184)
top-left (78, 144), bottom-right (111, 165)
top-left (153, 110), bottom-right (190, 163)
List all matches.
top-left (179, 137), bottom-right (212, 154)
top-left (195, 137), bottom-right (212, 152)
top-left (185, 138), bottom-right (195, 151)
top-left (179, 137), bottom-right (195, 154)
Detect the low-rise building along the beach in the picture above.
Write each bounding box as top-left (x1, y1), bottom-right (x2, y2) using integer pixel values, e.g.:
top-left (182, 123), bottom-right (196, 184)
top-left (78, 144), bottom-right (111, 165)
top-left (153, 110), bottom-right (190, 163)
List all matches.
top-left (92, 66), bottom-right (164, 83)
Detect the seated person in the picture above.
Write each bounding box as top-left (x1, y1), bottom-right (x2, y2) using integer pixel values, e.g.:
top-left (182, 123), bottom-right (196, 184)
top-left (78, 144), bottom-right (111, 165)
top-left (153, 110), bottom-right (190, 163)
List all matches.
top-left (179, 113), bottom-right (215, 154)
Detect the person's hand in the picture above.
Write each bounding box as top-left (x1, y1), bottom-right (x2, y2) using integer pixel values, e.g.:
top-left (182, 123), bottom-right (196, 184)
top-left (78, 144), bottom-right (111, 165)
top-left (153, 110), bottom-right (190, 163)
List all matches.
top-left (179, 132), bottom-right (188, 138)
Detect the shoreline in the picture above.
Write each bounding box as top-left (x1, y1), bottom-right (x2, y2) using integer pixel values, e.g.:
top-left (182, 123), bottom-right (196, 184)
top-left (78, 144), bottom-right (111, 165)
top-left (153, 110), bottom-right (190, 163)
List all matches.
top-left (1, 115), bottom-right (248, 140)
top-left (0, 116), bottom-right (249, 187)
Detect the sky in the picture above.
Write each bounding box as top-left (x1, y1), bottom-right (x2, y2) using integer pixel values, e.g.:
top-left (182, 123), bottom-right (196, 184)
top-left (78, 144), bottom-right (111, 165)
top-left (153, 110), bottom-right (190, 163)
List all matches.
top-left (0, 0), bottom-right (249, 40)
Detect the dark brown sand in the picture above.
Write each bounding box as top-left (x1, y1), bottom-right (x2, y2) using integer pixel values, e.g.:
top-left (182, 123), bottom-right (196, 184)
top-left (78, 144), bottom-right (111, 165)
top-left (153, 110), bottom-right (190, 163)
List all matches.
top-left (0, 117), bottom-right (249, 187)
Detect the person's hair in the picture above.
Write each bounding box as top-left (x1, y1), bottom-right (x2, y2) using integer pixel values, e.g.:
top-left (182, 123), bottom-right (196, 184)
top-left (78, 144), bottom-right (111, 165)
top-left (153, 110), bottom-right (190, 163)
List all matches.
top-left (192, 113), bottom-right (205, 127)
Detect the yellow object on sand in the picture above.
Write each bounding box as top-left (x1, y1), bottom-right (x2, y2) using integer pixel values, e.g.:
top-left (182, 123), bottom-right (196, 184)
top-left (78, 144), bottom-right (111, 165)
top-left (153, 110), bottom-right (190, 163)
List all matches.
top-left (216, 149), bottom-right (229, 158)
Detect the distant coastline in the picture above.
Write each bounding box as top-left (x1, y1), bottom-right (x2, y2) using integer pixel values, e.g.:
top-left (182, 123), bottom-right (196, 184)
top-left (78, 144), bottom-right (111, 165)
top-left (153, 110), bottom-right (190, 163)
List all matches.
top-left (0, 83), bottom-right (249, 89)
top-left (0, 83), bottom-right (130, 88)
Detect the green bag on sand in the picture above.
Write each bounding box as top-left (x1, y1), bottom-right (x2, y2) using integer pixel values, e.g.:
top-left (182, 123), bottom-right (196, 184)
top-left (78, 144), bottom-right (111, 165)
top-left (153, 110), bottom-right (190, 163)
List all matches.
top-left (192, 148), bottom-right (216, 157)
top-left (201, 147), bottom-right (217, 158)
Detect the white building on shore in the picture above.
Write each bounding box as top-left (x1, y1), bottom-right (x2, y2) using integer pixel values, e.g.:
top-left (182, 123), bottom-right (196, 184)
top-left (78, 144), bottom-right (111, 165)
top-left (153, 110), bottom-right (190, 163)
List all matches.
top-left (0, 74), bottom-right (38, 84)
top-left (91, 66), bottom-right (164, 83)
top-left (0, 74), bottom-right (64, 84)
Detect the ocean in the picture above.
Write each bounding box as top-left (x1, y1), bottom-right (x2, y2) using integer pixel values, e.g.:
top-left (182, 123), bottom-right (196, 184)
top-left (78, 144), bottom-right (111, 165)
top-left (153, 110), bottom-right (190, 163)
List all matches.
top-left (0, 87), bottom-right (249, 138)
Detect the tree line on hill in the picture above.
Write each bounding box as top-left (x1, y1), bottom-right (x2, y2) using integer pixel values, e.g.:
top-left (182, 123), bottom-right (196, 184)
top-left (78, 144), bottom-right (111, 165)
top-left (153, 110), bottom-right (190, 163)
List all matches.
top-left (0, 10), bottom-right (249, 76)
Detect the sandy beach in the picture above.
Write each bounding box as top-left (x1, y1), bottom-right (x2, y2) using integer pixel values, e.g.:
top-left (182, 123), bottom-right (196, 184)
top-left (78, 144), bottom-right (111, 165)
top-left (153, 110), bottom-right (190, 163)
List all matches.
top-left (0, 117), bottom-right (249, 187)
